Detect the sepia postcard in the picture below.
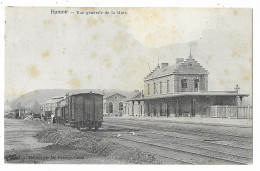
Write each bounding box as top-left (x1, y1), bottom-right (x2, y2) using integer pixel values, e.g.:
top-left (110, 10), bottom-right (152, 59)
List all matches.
top-left (4, 7), bottom-right (253, 165)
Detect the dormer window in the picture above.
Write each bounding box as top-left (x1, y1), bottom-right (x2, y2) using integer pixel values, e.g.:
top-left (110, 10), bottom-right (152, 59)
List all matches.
top-left (188, 63), bottom-right (193, 68)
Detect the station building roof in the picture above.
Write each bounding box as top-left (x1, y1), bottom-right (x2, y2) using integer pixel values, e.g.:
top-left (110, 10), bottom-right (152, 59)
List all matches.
top-left (130, 91), bottom-right (249, 101)
top-left (44, 96), bottom-right (65, 104)
top-left (145, 55), bottom-right (208, 81)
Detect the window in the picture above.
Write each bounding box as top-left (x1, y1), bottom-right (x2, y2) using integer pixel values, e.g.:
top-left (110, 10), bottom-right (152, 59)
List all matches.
top-left (167, 80), bottom-right (169, 93)
top-left (160, 82), bottom-right (162, 94)
top-left (181, 79), bottom-right (187, 91)
top-left (154, 83), bottom-right (156, 94)
top-left (114, 96), bottom-right (117, 100)
top-left (148, 84), bottom-right (150, 95)
top-left (119, 102), bottom-right (123, 111)
top-left (181, 79), bottom-right (187, 88)
top-left (194, 79), bottom-right (199, 92)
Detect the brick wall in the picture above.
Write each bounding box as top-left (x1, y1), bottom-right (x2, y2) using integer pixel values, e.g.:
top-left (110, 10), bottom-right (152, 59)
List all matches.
top-left (174, 74), bottom-right (208, 93)
top-left (144, 75), bottom-right (174, 96)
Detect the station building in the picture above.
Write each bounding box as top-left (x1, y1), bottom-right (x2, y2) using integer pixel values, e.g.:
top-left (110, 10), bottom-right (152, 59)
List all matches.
top-left (129, 54), bottom-right (249, 117)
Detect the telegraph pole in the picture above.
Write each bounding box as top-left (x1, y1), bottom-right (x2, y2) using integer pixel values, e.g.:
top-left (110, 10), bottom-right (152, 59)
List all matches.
top-left (235, 84), bottom-right (240, 119)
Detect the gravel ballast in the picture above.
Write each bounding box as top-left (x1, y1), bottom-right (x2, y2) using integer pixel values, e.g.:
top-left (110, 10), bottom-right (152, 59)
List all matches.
top-left (35, 126), bottom-right (160, 164)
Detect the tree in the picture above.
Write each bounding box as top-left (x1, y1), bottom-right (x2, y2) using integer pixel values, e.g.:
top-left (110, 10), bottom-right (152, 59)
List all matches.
top-left (16, 101), bottom-right (22, 109)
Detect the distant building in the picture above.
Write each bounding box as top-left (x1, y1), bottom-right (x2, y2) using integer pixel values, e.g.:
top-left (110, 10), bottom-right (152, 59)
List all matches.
top-left (103, 93), bottom-right (126, 117)
top-left (123, 90), bottom-right (144, 116)
top-left (130, 53), bottom-right (249, 117)
top-left (11, 109), bottom-right (26, 119)
top-left (41, 96), bottom-right (65, 118)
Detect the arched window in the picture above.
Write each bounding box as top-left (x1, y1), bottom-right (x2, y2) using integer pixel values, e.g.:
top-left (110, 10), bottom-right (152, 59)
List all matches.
top-left (109, 102), bottom-right (113, 113)
top-left (119, 102), bottom-right (123, 111)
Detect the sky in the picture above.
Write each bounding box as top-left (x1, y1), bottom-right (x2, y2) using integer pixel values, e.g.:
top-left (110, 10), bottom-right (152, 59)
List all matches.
top-left (5, 7), bottom-right (252, 101)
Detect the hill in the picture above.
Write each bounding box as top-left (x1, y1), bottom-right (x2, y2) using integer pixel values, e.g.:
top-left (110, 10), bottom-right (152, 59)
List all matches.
top-left (7, 89), bottom-right (138, 109)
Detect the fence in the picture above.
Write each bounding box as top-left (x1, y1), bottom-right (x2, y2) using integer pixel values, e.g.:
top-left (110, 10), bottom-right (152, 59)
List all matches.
top-left (209, 105), bottom-right (253, 119)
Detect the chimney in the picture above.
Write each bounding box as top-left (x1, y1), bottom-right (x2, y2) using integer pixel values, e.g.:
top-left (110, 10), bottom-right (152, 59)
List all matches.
top-left (161, 63), bottom-right (168, 70)
top-left (176, 58), bottom-right (184, 64)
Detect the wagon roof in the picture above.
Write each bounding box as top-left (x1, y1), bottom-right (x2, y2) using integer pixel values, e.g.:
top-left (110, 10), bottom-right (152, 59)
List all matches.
top-left (69, 92), bottom-right (103, 97)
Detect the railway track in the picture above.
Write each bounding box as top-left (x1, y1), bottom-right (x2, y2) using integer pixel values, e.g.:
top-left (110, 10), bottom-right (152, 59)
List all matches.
top-left (153, 153), bottom-right (195, 164)
top-left (103, 122), bottom-right (252, 150)
top-left (116, 136), bottom-right (250, 164)
top-left (104, 118), bottom-right (252, 139)
top-left (138, 132), bottom-right (252, 159)
top-left (88, 132), bottom-right (195, 164)
top-left (102, 122), bottom-right (252, 164)
top-left (113, 117), bottom-right (252, 128)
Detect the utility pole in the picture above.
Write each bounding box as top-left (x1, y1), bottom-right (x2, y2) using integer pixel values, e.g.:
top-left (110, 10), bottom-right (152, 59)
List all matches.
top-left (235, 84), bottom-right (240, 119)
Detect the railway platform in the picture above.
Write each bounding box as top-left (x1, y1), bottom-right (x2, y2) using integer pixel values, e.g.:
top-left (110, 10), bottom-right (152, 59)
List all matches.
top-left (119, 115), bottom-right (252, 127)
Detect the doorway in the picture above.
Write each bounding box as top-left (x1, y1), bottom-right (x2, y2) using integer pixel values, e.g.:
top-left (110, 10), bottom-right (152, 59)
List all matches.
top-left (191, 99), bottom-right (196, 117)
top-left (109, 102), bottom-right (113, 113)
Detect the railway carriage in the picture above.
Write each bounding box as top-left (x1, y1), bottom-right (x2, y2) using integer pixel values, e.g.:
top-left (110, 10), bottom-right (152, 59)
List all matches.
top-left (55, 92), bottom-right (103, 130)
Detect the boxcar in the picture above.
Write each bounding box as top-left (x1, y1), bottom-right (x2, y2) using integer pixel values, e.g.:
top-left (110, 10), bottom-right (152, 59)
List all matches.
top-left (55, 92), bottom-right (103, 130)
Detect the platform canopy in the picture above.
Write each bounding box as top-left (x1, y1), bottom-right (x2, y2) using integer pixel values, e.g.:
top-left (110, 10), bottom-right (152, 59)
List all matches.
top-left (129, 91), bottom-right (249, 101)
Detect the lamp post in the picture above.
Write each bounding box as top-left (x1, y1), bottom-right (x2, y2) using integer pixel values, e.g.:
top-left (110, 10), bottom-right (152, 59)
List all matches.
top-left (235, 85), bottom-right (240, 119)
top-left (235, 84), bottom-right (240, 94)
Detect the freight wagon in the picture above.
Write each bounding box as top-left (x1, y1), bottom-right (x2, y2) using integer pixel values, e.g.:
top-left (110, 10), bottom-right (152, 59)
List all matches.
top-left (55, 92), bottom-right (103, 130)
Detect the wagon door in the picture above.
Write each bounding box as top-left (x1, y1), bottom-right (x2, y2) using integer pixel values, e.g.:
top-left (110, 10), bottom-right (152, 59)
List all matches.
top-left (74, 96), bottom-right (84, 123)
top-left (85, 94), bottom-right (95, 122)
top-left (64, 106), bottom-right (69, 121)
top-left (95, 95), bottom-right (103, 122)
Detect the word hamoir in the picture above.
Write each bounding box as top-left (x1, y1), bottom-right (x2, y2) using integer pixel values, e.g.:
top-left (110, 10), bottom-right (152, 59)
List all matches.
top-left (51, 9), bottom-right (128, 15)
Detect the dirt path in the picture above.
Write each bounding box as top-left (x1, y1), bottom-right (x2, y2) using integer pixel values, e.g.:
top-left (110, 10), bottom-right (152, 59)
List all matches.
top-left (4, 118), bottom-right (158, 164)
top-left (5, 118), bottom-right (52, 151)
top-left (4, 118), bottom-right (124, 164)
